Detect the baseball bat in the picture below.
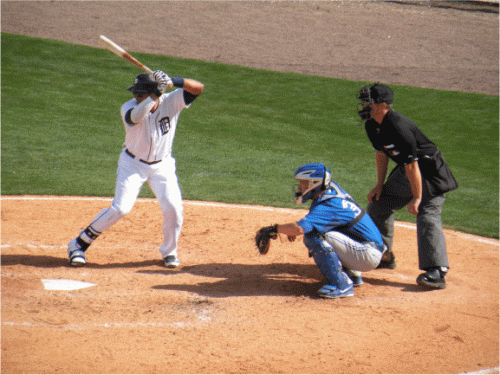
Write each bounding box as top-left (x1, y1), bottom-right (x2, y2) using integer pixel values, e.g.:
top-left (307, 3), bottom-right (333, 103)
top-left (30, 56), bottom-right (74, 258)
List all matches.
top-left (98, 35), bottom-right (153, 73)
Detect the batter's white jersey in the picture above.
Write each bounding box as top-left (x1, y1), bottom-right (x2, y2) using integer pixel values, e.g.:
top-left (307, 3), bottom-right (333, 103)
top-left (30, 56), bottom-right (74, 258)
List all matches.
top-left (69, 80), bottom-right (201, 267)
top-left (120, 88), bottom-right (189, 162)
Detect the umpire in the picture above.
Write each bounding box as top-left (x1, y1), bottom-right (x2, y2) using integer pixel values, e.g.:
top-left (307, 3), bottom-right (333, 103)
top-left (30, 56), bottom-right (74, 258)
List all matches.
top-left (356, 83), bottom-right (458, 289)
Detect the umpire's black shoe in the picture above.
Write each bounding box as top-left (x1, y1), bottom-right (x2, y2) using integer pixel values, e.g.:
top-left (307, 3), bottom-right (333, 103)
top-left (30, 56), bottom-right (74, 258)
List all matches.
top-left (416, 268), bottom-right (447, 289)
top-left (376, 251), bottom-right (396, 269)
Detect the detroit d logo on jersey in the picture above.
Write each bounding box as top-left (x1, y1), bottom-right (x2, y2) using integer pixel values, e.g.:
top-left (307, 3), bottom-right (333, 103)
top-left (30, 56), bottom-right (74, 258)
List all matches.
top-left (159, 117), bottom-right (171, 135)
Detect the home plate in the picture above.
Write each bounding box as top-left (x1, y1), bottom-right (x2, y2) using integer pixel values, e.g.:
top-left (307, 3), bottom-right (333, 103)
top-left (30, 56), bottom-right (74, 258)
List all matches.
top-left (42, 279), bottom-right (96, 291)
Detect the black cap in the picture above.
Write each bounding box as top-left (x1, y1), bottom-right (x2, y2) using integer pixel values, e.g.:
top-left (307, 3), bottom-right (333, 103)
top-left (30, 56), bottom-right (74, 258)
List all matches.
top-left (370, 83), bottom-right (394, 104)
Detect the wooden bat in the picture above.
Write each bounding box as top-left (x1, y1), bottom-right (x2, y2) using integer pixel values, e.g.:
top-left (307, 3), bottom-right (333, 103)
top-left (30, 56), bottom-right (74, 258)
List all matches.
top-left (98, 35), bottom-right (153, 73)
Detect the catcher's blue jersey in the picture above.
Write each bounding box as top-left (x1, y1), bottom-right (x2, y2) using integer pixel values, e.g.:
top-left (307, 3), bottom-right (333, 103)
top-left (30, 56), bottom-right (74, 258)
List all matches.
top-left (297, 182), bottom-right (383, 246)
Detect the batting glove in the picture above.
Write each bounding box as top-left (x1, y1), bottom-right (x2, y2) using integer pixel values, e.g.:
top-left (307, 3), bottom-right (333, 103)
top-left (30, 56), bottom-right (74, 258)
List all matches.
top-left (153, 70), bottom-right (173, 93)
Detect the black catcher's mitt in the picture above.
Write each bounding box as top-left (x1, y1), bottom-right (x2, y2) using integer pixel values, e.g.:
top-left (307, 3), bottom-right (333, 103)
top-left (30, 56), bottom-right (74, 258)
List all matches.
top-left (255, 224), bottom-right (278, 255)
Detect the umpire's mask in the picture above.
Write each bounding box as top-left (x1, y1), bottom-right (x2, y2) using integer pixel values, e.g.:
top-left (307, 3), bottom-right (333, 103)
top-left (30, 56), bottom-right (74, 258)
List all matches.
top-left (356, 85), bottom-right (373, 122)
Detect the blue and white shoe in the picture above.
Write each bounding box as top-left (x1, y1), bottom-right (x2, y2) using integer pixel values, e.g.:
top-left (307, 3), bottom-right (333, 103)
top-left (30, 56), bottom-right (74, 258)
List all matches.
top-left (67, 238), bottom-right (86, 267)
top-left (318, 284), bottom-right (354, 299)
top-left (164, 255), bottom-right (180, 268)
top-left (344, 268), bottom-right (364, 287)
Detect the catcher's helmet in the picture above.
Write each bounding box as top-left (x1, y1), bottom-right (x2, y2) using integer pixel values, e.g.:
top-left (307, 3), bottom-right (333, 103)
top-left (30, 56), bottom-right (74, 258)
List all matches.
top-left (127, 73), bottom-right (158, 95)
top-left (293, 163), bottom-right (331, 204)
top-left (356, 83), bottom-right (394, 121)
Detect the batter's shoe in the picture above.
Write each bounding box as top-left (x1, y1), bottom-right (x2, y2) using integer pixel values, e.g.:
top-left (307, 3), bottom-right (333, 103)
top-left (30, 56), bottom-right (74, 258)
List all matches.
top-left (376, 251), bottom-right (397, 269)
top-left (164, 255), bottom-right (180, 268)
top-left (416, 268), bottom-right (447, 289)
top-left (67, 238), bottom-right (86, 267)
top-left (343, 267), bottom-right (363, 287)
top-left (317, 284), bottom-right (354, 299)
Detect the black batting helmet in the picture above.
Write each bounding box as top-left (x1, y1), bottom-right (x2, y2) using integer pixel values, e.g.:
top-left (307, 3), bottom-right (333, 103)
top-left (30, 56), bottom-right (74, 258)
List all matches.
top-left (127, 73), bottom-right (158, 95)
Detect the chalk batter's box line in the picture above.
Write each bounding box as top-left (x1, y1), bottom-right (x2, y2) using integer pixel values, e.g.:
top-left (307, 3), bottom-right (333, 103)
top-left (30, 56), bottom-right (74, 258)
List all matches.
top-left (2, 196), bottom-right (498, 246)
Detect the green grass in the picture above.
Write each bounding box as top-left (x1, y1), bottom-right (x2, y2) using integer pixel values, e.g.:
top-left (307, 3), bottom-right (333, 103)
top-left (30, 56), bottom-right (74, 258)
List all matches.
top-left (2, 33), bottom-right (499, 238)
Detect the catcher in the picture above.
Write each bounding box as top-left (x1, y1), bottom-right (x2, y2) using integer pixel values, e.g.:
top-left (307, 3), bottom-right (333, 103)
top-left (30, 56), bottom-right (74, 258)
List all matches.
top-left (255, 163), bottom-right (385, 299)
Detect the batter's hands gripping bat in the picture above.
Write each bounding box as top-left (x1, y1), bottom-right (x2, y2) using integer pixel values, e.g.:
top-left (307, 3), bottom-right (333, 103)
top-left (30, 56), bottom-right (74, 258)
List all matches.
top-left (98, 35), bottom-right (153, 73)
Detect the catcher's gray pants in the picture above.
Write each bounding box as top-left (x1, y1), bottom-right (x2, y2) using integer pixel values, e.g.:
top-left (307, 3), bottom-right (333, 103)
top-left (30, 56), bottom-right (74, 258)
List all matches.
top-left (323, 231), bottom-right (383, 272)
top-left (366, 165), bottom-right (449, 271)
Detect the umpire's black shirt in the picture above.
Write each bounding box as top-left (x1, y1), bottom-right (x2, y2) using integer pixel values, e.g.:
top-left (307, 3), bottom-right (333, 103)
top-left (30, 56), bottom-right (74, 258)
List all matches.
top-left (365, 110), bottom-right (437, 166)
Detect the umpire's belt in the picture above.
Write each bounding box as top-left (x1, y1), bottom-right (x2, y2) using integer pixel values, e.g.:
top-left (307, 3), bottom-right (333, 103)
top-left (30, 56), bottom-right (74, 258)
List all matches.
top-left (364, 241), bottom-right (385, 253)
top-left (125, 149), bottom-right (162, 165)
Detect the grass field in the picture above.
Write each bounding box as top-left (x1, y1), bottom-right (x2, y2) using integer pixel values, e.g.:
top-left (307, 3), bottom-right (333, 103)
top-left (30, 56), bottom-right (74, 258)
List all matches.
top-left (2, 33), bottom-right (499, 238)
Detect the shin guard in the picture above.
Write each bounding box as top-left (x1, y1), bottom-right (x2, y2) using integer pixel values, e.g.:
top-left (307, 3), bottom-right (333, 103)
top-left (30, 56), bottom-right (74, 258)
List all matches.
top-left (304, 233), bottom-right (352, 290)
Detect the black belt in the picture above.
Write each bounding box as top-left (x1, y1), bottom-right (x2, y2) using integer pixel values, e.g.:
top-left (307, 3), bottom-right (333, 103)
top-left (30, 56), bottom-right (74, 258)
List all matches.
top-left (125, 149), bottom-right (162, 165)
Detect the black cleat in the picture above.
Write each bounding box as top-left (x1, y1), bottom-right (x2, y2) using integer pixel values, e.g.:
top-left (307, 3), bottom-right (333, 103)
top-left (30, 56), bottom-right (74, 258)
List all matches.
top-left (416, 268), bottom-right (447, 289)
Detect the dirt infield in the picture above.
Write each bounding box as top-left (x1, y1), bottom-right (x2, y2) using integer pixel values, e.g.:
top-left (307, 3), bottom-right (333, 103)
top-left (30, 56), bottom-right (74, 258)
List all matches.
top-left (2, 197), bottom-right (499, 374)
top-left (2, 1), bottom-right (499, 374)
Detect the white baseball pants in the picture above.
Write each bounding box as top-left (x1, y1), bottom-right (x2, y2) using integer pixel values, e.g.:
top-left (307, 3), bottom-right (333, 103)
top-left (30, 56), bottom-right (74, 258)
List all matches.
top-left (89, 150), bottom-right (183, 259)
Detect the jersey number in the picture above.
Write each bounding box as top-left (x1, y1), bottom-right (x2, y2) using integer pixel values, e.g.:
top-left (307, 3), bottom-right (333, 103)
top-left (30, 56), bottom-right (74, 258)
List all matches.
top-left (159, 117), bottom-right (171, 135)
top-left (342, 199), bottom-right (362, 216)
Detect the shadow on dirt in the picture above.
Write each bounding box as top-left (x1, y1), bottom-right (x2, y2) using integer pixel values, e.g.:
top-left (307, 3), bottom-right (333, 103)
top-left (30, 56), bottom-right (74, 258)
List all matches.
top-left (1, 254), bottom-right (69, 268)
top-left (0, 254), bottom-right (160, 268)
top-left (147, 262), bottom-right (324, 298)
top-left (361, 276), bottom-right (432, 293)
top-left (144, 262), bottom-right (421, 298)
top-left (150, 263), bottom-right (326, 298)
top-left (1, 254), bottom-right (424, 296)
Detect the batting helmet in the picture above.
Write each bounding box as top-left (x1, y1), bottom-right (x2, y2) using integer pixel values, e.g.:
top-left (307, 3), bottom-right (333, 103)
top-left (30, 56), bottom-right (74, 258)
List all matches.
top-left (127, 73), bottom-right (158, 95)
top-left (293, 163), bottom-right (331, 204)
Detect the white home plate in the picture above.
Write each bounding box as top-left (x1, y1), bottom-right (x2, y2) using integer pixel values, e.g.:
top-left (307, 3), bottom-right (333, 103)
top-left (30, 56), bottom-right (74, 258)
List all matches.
top-left (42, 279), bottom-right (96, 291)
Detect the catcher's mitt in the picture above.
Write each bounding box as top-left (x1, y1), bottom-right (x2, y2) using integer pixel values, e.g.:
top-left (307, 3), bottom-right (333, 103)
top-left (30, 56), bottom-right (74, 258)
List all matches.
top-left (255, 224), bottom-right (279, 255)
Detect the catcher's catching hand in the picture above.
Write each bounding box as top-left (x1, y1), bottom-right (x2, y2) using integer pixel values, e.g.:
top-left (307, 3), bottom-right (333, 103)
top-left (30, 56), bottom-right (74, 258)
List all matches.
top-left (255, 224), bottom-right (278, 255)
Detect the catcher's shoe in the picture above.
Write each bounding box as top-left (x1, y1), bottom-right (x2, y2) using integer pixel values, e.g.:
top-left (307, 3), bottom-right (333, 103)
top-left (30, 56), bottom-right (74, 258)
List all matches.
top-left (67, 238), bottom-right (86, 267)
top-left (376, 250), bottom-right (396, 269)
top-left (344, 268), bottom-right (363, 287)
top-left (317, 284), bottom-right (354, 299)
top-left (416, 268), bottom-right (447, 289)
top-left (164, 255), bottom-right (180, 269)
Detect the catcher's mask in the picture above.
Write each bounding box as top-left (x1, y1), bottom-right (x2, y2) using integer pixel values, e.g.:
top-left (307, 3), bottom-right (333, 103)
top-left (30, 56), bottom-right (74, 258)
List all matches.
top-left (356, 83), bottom-right (394, 122)
top-left (293, 163), bottom-right (331, 205)
top-left (127, 73), bottom-right (158, 95)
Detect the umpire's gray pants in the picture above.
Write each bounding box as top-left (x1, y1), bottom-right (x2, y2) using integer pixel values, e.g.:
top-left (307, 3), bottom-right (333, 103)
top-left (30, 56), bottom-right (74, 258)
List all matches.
top-left (366, 165), bottom-right (449, 271)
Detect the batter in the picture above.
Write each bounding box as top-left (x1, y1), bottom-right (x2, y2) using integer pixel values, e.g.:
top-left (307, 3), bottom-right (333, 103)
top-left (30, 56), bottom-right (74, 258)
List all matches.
top-left (67, 70), bottom-right (204, 268)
